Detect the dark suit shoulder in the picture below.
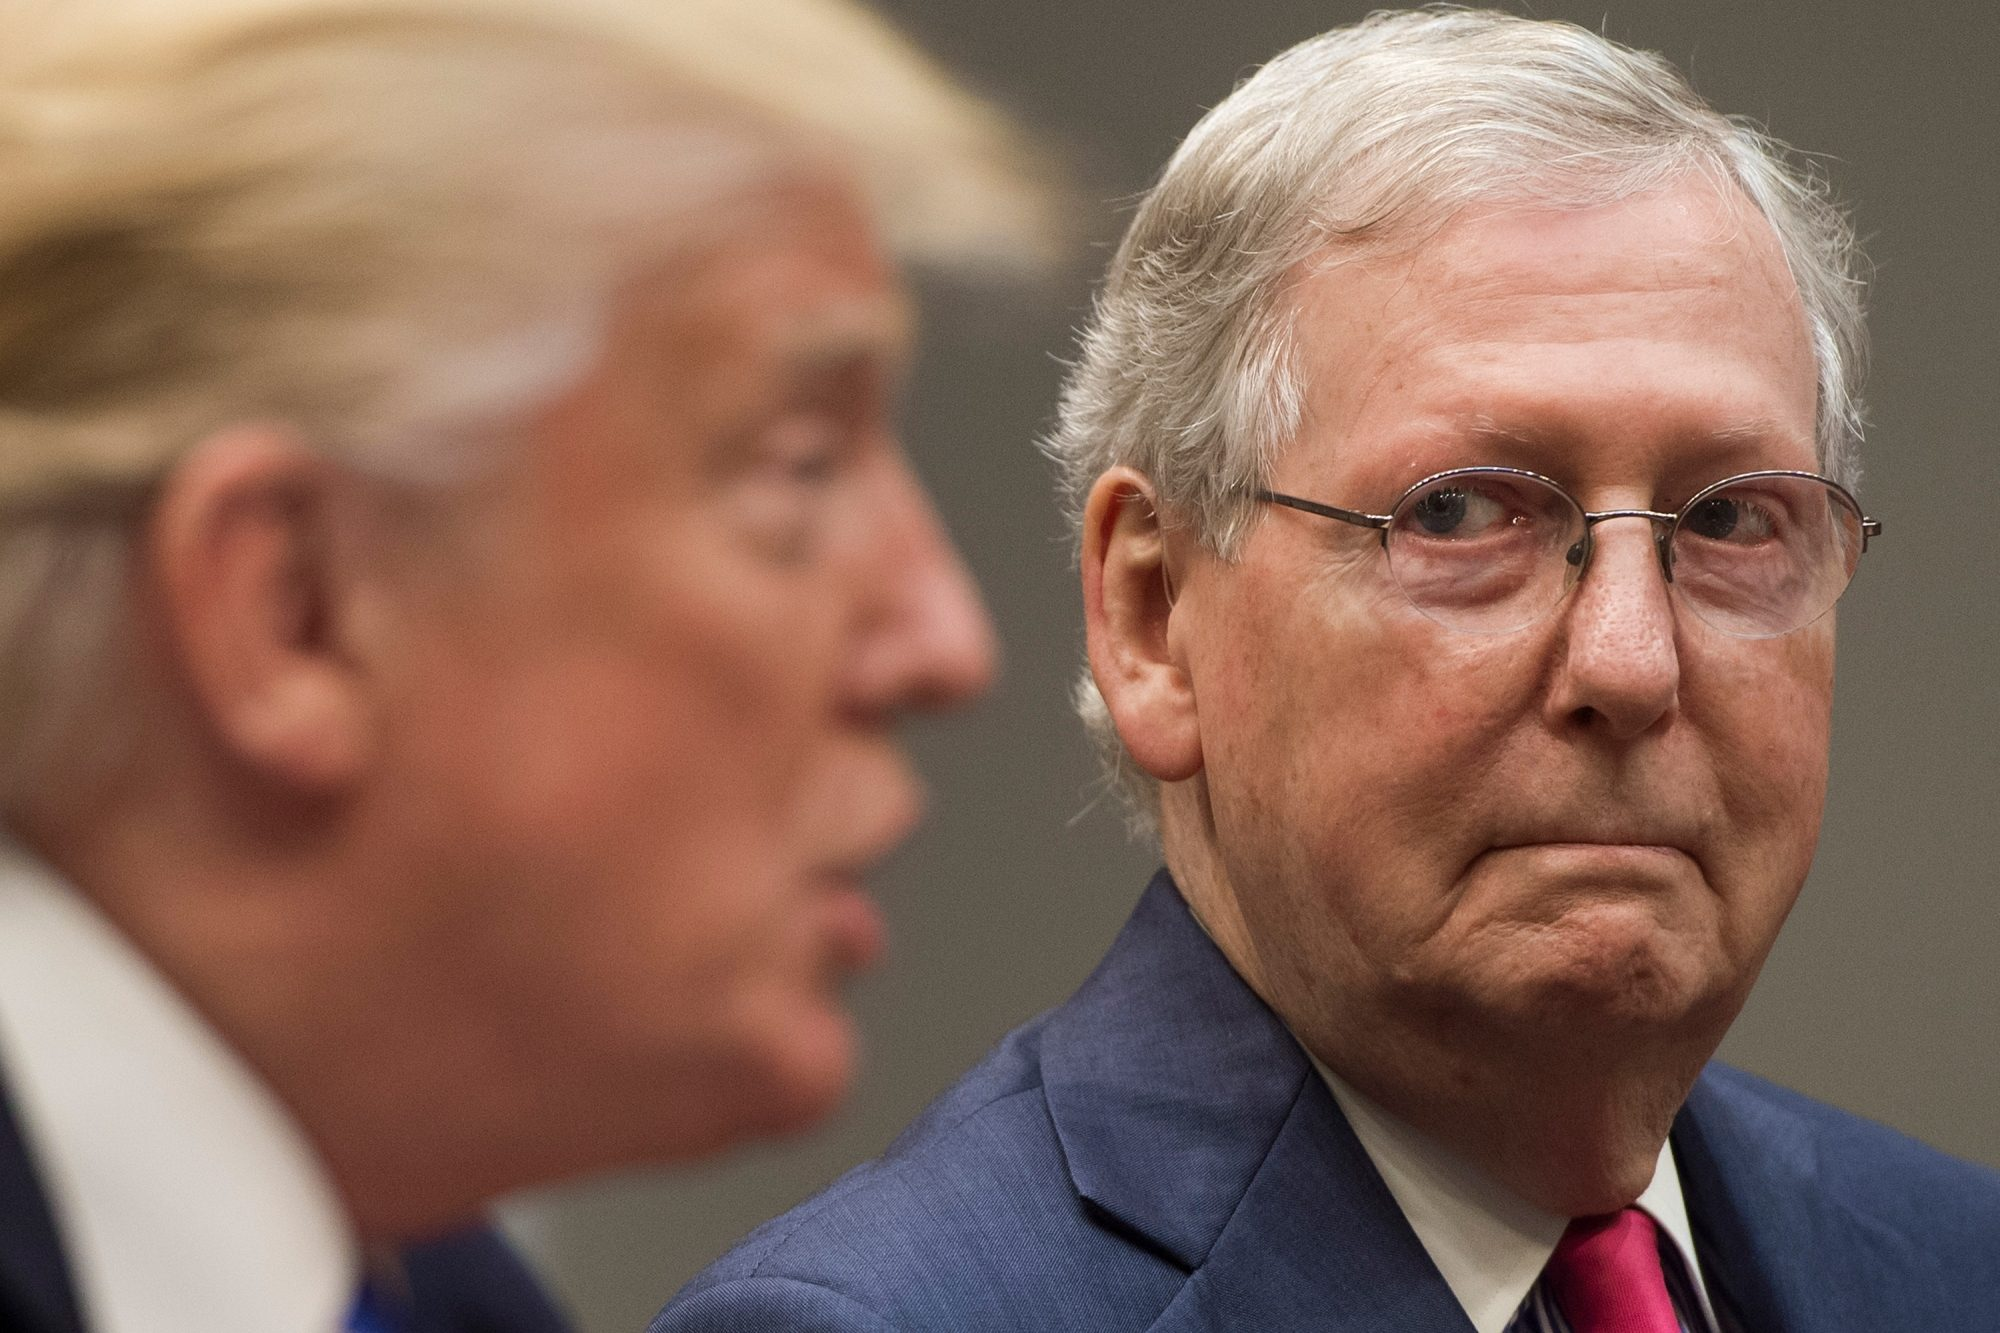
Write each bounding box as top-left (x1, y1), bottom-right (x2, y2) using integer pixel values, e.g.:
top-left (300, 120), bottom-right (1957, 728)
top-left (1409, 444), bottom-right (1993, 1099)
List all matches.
top-left (1681, 1062), bottom-right (2000, 1328)
top-left (1692, 1063), bottom-right (2000, 1227)
top-left (661, 1275), bottom-right (904, 1332)
top-left (405, 1224), bottom-right (572, 1333)
top-left (655, 1015), bottom-right (1185, 1333)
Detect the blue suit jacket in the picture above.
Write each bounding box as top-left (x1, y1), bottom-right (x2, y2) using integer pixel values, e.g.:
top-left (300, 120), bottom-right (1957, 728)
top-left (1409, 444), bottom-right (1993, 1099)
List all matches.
top-left (0, 1069), bottom-right (570, 1333)
top-left (658, 871), bottom-right (2000, 1331)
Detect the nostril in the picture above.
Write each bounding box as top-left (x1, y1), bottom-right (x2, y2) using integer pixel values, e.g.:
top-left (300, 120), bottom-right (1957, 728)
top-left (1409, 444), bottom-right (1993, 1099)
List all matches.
top-left (1568, 702), bottom-right (1607, 731)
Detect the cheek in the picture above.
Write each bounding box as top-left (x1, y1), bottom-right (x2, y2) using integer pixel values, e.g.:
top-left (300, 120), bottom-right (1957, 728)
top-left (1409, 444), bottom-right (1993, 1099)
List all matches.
top-left (1688, 626), bottom-right (1834, 916)
top-left (518, 601), bottom-right (825, 840)
top-left (1199, 587), bottom-right (1543, 947)
top-left (389, 538), bottom-right (846, 933)
top-left (1703, 629), bottom-right (1832, 807)
top-left (436, 587), bottom-right (850, 1034)
top-left (1236, 627), bottom-right (1535, 847)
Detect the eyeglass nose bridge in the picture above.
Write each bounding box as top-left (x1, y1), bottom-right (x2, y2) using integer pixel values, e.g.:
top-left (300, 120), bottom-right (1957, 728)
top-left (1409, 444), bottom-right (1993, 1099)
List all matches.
top-left (1564, 507), bottom-right (1681, 585)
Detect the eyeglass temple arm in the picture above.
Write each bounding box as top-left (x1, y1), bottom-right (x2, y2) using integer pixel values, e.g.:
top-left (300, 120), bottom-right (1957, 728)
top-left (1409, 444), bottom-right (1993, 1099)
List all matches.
top-left (1257, 489), bottom-right (1391, 534)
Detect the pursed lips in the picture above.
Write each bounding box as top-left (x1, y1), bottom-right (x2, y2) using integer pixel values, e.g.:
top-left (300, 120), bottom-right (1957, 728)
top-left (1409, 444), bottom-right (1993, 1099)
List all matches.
top-left (1485, 826), bottom-right (1704, 867)
top-left (1493, 836), bottom-right (1689, 851)
top-left (1476, 838), bottom-right (1706, 897)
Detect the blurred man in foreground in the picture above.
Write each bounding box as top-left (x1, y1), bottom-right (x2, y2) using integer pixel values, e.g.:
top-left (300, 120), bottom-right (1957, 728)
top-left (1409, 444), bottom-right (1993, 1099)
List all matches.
top-left (660, 10), bottom-right (2000, 1331)
top-left (0, 0), bottom-right (1045, 1329)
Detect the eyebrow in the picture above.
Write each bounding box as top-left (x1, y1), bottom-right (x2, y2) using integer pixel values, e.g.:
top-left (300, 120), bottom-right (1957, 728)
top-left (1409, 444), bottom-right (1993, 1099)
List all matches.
top-left (1454, 414), bottom-right (1811, 456)
top-left (700, 297), bottom-right (913, 474)
top-left (1704, 417), bottom-right (1805, 448)
top-left (769, 298), bottom-right (913, 389)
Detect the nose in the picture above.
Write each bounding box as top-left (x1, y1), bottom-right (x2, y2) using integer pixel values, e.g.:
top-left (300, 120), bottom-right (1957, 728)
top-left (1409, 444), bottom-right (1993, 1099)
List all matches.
top-left (1544, 517), bottom-right (1680, 740)
top-left (844, 457), bottom-right (998, 716)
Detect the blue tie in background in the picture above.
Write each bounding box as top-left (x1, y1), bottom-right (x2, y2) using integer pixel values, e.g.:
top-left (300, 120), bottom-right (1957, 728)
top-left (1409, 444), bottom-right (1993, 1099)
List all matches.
top-left (345, 1276), bottom-right (409, 1333)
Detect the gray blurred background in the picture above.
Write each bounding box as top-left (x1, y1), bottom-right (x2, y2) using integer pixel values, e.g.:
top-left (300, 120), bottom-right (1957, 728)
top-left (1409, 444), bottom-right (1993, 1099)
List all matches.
top-left (504, 3), bottom-right (2000, 1328)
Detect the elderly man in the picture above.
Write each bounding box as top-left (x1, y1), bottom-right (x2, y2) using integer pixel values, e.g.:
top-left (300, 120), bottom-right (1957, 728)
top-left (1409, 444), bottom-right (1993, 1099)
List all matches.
top-left (0, 1), bottom-right (1045, 1330)
top-left (659, 10), bottom-right (2000, 1332)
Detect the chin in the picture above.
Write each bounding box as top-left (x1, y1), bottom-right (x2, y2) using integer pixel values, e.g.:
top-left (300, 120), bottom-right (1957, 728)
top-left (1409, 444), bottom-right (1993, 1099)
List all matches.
top-left (726, 1000), bottom-right (861, 1142)
top-left (1500, 906), bottom-right (1724, 1032)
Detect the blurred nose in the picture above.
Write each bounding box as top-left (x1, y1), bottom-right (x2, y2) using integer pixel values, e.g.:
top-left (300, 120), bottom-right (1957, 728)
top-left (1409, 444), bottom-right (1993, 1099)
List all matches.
top-left (1544, 518), bottom-right (1680, 740)
top-left (845, 457), bottom-right (998, 717)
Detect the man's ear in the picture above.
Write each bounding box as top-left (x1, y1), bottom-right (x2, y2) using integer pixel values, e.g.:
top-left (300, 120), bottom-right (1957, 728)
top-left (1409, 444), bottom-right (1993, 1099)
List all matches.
top-left (145, 425), bottom-right (378, 793)
top-left (1081, 467), bottom-right (1202, 783)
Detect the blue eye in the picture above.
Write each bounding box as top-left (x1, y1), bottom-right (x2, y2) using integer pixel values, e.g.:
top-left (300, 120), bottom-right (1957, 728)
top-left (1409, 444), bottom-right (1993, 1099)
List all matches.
top-left (1404, 484), bottom-right (1508, 537)
top-left (1410, 488), bottom-right (1467, 534)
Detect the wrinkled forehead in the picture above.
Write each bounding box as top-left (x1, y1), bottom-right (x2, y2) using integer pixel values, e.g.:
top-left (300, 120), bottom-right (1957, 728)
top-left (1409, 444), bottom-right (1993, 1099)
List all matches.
top-left (1291, 167), bottom-right (1809, 349)
top-left (1278, 175), bottom-right (1819, 488)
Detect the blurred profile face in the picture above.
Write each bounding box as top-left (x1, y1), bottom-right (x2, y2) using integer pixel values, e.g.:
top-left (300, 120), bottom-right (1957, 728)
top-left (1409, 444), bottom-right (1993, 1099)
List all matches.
top-left (1164, 175), bottom-right (1831, 1094)
top-left (373, 177), bottom-right (994, 1153)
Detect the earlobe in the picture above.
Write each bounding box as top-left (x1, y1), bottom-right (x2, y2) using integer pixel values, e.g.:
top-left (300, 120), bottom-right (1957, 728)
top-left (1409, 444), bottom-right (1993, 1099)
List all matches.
top-left (1080, 467), bottom-right (1202, 783)
top-left (146, 426), bottom-right (377, 793)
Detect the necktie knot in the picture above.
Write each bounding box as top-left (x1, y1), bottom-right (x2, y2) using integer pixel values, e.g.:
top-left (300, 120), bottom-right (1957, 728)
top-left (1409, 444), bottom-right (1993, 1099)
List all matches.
top-left (1543, 1207), bottom-right (1680, 1333)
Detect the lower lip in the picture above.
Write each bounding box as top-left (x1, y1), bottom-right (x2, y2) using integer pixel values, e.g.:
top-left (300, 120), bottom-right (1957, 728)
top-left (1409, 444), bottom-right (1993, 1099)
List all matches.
top-left (820, 880), bottom-right (888, 972)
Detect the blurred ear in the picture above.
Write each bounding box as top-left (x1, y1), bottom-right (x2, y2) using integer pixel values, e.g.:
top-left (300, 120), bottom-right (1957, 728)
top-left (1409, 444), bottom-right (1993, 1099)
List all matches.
top-left (146, 425), bottom-right (378, 793)
top-left (1081, 467), bottom-right (1201, 782)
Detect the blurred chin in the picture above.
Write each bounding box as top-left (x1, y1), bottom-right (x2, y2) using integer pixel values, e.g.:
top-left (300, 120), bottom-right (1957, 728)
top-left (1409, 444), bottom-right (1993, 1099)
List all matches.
top-left (717, 1000), bottom-right (860, 1145)
top-left (546, 1000), bottom-right (858, 1182)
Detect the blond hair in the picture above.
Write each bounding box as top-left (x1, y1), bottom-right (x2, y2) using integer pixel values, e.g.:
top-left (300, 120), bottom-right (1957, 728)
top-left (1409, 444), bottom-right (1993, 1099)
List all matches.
top-left (0, 0), bottom-right (1049, 804)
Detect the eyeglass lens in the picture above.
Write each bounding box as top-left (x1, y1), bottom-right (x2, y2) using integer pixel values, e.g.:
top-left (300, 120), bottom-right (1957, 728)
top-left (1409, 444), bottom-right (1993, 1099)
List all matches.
top-left (1384, 471), bottom-right (1865, 637)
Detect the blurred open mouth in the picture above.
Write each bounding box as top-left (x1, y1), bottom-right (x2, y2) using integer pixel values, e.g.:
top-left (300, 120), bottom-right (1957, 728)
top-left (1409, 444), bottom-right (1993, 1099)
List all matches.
top-left (806, 775), bottom-right (925, 974)
top-left (814, 872), bottom-right (889, 973)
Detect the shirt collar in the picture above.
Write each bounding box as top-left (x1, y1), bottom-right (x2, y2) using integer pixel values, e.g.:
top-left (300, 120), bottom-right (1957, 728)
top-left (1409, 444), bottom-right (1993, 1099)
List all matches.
top-left (1313, 1057), bottom-right (1718, 1333)
top-left (0, 838), bottom-right (358, 1333)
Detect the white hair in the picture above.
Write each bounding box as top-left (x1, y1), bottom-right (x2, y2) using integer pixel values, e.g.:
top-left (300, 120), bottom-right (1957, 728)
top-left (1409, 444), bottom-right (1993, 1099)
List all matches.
top-left (1047, 6), bottom-right (1870, 833)
top-left (0, 0), bottom-right (1051, 808)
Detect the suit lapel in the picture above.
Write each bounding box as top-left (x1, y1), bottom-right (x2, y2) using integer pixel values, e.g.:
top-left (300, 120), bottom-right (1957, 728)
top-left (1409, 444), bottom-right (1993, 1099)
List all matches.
top-left (1041, 873), bottom-right (1473, 1332)
top-left (1674, 1069), bottom-right (1942, 1331)
top-left (0, 1070), bottom-right (86, 1333)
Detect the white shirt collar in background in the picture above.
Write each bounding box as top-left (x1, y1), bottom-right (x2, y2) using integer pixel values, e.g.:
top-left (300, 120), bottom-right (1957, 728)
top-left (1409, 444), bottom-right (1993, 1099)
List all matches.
top-left (0, 838), bottom-right (357, 1333)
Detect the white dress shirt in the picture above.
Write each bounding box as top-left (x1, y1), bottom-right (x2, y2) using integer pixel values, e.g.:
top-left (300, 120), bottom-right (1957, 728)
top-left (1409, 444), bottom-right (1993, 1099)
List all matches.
top-left (1314, 1059), bottom-right (1720, 1333)
top-left (0, 838), bottom-right (359, 1333)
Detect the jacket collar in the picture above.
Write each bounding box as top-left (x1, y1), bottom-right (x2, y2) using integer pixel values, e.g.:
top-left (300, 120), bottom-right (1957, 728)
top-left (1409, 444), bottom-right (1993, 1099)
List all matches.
top-left (1040, 872), bottom-right (1945, 1332)
top-left (1039, 871), bottom-right (1473, 1330)
top-left (0, 1072), bottom-right (85, 1333)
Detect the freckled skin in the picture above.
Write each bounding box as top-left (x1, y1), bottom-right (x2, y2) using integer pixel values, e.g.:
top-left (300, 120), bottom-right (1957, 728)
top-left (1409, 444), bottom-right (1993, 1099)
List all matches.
top-left (1150, 177), bottom-right (1830, 1213)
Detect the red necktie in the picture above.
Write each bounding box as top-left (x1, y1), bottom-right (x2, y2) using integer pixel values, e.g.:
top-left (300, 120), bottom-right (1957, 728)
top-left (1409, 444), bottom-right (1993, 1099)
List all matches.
top-left (1542, 1208), bottom-right (1681, 1333)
